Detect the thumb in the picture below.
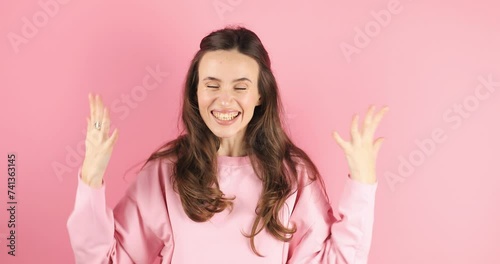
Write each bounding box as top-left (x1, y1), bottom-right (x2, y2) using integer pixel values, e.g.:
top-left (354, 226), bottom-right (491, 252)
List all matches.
top-left (105, 128), bottom-right (119, 148)
top-left (332, 131), bottom-right (348, 151)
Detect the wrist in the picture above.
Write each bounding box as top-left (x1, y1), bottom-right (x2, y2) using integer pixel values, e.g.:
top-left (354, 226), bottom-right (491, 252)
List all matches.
top-left (81, 174), bottom-right (103, 188)
top-left (348, 172), bottom-right (377, 184)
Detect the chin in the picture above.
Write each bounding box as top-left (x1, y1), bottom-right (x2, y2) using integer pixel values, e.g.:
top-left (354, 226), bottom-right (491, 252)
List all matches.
top-left (212, 131), bottom-right (237, 139)
top-left (208, 127), bottom-right (242, 139)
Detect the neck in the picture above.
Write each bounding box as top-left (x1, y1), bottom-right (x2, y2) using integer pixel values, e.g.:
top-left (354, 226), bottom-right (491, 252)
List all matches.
top-left (217, 136), bottom-right (247, 157)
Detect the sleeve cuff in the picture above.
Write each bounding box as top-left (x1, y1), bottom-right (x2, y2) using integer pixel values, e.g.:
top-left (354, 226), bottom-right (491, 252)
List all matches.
top-left (75, 167), bottom-right (108, 213)
top-left (77, 166), bottom-right (106, 191)
top-left (341, 176), bottom-right (378, 205)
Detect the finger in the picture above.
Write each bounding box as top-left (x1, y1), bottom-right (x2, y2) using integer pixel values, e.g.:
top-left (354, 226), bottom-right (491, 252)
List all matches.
top-left (86, 120), bottom-right (101, 147)
top-left (89, 93), bottom-right (96, 123)
top-left (372, 106), bottom-right (389, 127)
top-left (363, 105), bottom-right (376, 129)
top-left (86, 115), bottom-right (95, 136)
top-left (95, 94), bottom-right (103, 124)
top-left (350, 114), bottom-right (361, 144)
top-left (332, 131), bottom-right (349, 151)
top-left (101, 107), bottom-right (111, 137)
top-left (86, 116), bottom-right (92, 133)
top-left (90, 94), bottom-right (102, 138)
top-left (365, 106), bottom-right (389, 138)
top-left (373, 137), bottom-right (385, 156)
top-left (93, 95), bottom-right (105, 142)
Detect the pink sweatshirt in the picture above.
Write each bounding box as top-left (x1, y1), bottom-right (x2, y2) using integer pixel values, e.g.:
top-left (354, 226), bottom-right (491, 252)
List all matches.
top-left (66, 155), bottom-right (377, 264)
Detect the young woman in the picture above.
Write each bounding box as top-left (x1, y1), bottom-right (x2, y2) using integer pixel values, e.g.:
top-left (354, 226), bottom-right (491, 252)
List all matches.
top-left (67, 26), bottom-right (388, 264)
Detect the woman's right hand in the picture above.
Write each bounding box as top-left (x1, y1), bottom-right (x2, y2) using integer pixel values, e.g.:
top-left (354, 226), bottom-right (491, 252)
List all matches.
top-left (81, 93), bottom-right (119, 188)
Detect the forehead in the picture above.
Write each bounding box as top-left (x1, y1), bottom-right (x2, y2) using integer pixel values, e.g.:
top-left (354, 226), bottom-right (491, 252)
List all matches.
top-left (198, 50), bottom-right (259, 81)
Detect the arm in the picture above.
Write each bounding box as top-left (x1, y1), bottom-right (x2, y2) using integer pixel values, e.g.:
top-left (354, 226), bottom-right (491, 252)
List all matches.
top-left (286, 175), bottom-right (377, 264)
top-left (66, 161), bottom-right (174, 263)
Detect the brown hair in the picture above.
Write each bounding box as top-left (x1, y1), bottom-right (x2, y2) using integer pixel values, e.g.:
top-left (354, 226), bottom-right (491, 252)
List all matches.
top-left (142, 26), bottom-right (327, 256)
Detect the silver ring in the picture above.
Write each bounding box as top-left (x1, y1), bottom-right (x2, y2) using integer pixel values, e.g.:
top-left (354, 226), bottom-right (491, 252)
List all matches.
top-left (94, 121), bottom-right (102, 131)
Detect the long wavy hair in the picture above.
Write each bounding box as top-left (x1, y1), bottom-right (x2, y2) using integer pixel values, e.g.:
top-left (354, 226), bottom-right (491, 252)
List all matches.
top-left (142, 26), bottom-right (326, 256)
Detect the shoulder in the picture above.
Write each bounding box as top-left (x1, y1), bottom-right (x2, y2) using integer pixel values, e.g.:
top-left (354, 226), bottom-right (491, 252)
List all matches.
top-left (285, 155), bottom-right (330, 206)
top-left (287, 155), bottom-right (319, 188)
top-left (125, 156), bottom-right (176, 199)
top-left (139, 144), bottom-right (179, 180)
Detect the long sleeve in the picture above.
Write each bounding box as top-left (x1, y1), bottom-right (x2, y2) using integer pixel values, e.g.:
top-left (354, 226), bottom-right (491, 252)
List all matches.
top-left (286, 174), bottom-right (378, 264)
top-left (66, 161), bottom-right (174, 264)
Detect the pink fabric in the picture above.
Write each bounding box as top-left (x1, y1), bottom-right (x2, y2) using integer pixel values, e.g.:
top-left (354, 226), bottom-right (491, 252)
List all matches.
top-left (66, 156), bottom-right (377, 264)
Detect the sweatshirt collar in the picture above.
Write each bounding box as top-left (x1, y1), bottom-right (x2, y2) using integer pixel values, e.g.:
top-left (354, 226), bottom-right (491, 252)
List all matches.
top-left (217, 155), bottom-right (252, 167)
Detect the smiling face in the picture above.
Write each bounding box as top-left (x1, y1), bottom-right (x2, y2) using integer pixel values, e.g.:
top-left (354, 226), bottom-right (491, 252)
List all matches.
top-left (196, 49), bottom-right (261, 153)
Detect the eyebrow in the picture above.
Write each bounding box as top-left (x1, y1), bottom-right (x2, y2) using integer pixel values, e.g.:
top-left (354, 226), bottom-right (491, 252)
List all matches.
top-left (202, 76), bottom-right (253, 83)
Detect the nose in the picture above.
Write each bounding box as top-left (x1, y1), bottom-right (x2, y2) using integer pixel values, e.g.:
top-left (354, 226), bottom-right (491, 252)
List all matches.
top-left (218, 89), bottom-right (233, 106)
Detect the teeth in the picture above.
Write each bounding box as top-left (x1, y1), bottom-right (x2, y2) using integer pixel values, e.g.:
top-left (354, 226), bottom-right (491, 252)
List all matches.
top-left (213, 112), bottom-right (239, 121)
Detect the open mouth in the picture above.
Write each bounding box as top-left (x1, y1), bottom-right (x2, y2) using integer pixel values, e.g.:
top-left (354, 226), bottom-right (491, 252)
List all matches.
top-left (211, 111), bottom-right (241, 121)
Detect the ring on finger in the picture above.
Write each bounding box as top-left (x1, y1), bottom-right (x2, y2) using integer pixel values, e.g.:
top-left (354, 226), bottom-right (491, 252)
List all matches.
top-left (94, 121), bottom-right (102, 131)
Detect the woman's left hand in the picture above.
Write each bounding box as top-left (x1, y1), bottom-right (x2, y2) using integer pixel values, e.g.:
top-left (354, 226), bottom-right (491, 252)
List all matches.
top-left (332, 105), bottom-right (389, 184)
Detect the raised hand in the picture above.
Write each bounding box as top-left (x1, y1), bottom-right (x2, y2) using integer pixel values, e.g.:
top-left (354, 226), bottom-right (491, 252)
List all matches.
top-left (332, 105), bottom-right (389, 184)
top-left (81, 93), bottom-right (119, 188)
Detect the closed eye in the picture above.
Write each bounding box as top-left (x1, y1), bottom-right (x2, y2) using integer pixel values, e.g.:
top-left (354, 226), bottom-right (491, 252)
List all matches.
top-left (235, 87), bottom-right (247, 90)
top-left (207, 86), bottom-right (219, 88)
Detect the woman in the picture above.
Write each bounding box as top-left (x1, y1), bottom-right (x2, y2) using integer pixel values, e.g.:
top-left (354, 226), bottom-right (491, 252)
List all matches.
top-left (67, 26), bottom-right (388, 264)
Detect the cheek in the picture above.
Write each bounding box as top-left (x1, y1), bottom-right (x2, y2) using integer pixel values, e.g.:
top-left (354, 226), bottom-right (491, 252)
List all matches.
top-left (240, 95), bottom-right (260, 111)
top-left (197, 92), bottom-right (211, 109)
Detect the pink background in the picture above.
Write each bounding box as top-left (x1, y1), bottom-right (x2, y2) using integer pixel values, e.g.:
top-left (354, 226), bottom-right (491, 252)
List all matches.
top-left (1, 0), bottom-right (499, 263)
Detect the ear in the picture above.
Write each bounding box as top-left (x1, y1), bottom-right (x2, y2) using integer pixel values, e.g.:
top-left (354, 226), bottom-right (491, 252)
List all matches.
top-left (256, 95), bottom-right (262, 106)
